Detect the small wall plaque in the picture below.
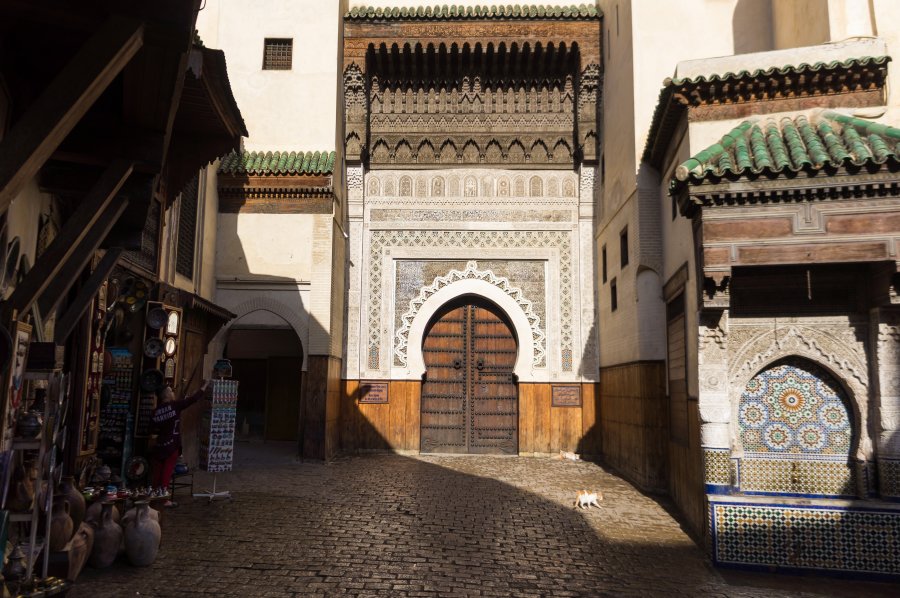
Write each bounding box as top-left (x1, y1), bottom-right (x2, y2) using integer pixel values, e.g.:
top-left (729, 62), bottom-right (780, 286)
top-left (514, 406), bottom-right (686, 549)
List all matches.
top-left (359, 381), bottom-right (389, 404)
top-left (552, 384), bottom-right (582, 407)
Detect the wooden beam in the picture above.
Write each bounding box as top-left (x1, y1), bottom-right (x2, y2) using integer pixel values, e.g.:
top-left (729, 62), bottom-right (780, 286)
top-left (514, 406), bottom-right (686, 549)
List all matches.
top-left (53, 247), bottom-right (124, 344)
top-left (4, 160), bottom-right (133, 319)
top-left (0, 15), bottom-right (144, 212)
top-left (37, 196), bottom-right (131, 318)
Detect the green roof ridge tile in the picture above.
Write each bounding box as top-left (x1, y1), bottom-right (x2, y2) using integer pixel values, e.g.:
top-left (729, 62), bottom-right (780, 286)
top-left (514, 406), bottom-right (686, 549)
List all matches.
top-left (780, 117), bottom-right (811, 169)
top-left (867, 133), bottom-right (892, 161)
top-left (816, 119), bottom-right (851, 162)
top-left (675, 121), bottom-right (752, 180)
top-left (765, 121), bottom-right (791, 170)
top-left (749, 124), bottom-right (773, 170)
top-left (667, 55), bottom-right (890, 86)
top-left (795, 115), bottom-right (829, 166)
top-left (733, 134), bottom-right (752, 171)
top-left (841, 123), bottom-right (873, 162)
top-left (217, 149), bottom-right (337, 175)
top-left (716, 149), bottom-right (733, 172)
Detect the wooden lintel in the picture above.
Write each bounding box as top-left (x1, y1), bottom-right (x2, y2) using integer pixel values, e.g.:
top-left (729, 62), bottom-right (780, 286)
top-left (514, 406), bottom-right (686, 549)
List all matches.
top-left (0, 15), bottom-right (144, 213)
top-left (54, 247), bottom-right (124, 344)
top-left (37, 196), bottom-right (132, 318)
top-left (5, 161), bottom-right (133, 319)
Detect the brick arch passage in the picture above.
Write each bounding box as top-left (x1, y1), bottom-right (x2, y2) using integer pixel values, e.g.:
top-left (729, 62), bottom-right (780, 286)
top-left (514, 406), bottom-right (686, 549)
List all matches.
top-left (214, 296), bottom-right (309, 370)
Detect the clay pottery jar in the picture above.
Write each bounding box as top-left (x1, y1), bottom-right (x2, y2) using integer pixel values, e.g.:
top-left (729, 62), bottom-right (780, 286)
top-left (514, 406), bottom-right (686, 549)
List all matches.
top-left (85, 498), bottom-right (121, 525)
top-left (3, 544), bottom-right (26, 581)
top-left (124, 500), bottom-right (161, 567)
top-left (123, 503), bottom-right (159, 527)
top-left (49, 495), bottom-right (74, 551)
top-left (15, 411), bottom-right (42, 438)
top-left (67, 522), bottom-right (95, 581)
top-left (58, 475), bottom-right (87, 530)
top-left (89, 502), bottom-right (122, 568)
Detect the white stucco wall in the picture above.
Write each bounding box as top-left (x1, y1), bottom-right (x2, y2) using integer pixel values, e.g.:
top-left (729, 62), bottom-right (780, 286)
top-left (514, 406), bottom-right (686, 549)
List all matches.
top-left (196, 0), bottom-right (340, 151)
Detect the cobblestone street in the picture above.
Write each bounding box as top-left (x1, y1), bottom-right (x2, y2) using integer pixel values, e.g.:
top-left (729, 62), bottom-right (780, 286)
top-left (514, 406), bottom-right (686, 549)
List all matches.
top-left (70, 443), bottom-right (899, 597)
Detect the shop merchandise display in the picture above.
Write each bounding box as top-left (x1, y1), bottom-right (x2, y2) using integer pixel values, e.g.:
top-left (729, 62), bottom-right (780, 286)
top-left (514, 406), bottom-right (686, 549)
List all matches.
top-left (200, 379), bottom-right (238, 473)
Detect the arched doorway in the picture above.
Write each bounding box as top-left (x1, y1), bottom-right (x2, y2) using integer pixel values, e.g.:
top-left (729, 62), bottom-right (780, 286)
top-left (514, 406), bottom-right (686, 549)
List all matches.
top-left (420, 297), bottom-right (518, 454)
top-left (224, 312), bottom-right (304, 442)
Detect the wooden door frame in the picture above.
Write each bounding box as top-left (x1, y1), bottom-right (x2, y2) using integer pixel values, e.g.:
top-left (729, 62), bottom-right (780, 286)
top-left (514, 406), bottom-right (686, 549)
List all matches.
top-left (420, 295), bottom-right (520, 454)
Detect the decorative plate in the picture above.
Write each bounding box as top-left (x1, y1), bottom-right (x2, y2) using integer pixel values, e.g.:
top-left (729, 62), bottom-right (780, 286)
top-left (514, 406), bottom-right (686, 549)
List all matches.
top-left (143, 337), bottom-right (164, 359)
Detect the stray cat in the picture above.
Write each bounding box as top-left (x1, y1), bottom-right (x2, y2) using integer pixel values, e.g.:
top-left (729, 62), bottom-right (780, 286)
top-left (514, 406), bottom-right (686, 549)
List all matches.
top-left (559, 450), bottom-right (581, 461)
top-left (574, 489), bottom-right (603, 509)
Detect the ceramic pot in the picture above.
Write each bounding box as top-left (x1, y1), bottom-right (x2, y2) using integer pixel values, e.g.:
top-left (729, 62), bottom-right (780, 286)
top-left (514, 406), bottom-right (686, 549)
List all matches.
top-left (123, 503), bottom-right (159, 527)
top-left (49, 495), bottom-right (74, 551)
top-left (15, 411), bottom-right (42, 438)
top-left (59, 475), bottom-right (87, 530)
top-left (67, 522), bottom-right (95, 581)
top-left (3, 544), bottom-right (26, 581)
top-left (86, 498), bottom-right (121, 525)
top-left (89, 502), bottom-right (122, 568)
top-left (124, 501), bottom-right (161, 567)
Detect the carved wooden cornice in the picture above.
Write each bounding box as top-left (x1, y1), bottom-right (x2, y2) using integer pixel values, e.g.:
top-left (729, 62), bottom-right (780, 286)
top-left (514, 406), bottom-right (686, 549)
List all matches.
top-left (675, 162), bottom-right (900, 218)
top-left (343, 15), bottom-right (602, 166)
top-left (217, 174), bottom-right (334, 213)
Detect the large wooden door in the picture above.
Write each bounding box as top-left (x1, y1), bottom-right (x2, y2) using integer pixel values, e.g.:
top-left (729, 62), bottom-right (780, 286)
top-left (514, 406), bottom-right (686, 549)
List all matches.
top-left (420, 300), bottom-right (518, 454)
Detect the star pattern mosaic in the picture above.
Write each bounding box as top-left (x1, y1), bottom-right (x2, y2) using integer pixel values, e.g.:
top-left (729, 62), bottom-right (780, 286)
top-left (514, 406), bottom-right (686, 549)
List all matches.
top-left (739, 360), bottom-right (851, 456)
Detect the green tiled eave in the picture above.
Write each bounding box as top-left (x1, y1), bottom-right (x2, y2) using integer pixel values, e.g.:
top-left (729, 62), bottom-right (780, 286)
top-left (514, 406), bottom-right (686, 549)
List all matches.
top-left (218, 150), bottom-right (336, 176)
top-left (667, 55), bottom-right (890, 86)
top-left (671, 111), bottom-right (900, 193)
top-left (345, 4), bottom-right (601, 20)
top-left (642, 56), bottom-right (891, 168)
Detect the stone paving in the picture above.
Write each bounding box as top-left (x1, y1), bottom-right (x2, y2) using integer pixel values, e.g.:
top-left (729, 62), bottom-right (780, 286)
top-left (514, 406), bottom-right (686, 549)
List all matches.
top-left (70, 442), bottom-right (899, 597)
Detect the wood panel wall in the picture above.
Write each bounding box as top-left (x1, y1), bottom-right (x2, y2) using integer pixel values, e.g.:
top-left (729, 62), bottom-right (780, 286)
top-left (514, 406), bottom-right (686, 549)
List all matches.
top-left (599, 361), bottom-right (667, 492)
top-left (340, 381), bottom-right (599, 455)
top-left (668, 399), bottom-right (705, 540)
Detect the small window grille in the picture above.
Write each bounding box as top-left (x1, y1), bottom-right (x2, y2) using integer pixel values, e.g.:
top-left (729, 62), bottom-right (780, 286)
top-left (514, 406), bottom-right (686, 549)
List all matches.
top-left (610, 278), bottom-right (618, 311)
top-left (263, 38), bottom-right (293, 70)
top-left (601, 244), bottom-right (608, 283)
top-left (176, 174), bottom-right (199, 279)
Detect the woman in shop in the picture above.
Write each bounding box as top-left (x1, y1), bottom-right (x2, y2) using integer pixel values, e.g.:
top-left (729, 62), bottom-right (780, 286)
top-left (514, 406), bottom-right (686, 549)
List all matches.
top-left (150, 379), bottom-right (208, 507)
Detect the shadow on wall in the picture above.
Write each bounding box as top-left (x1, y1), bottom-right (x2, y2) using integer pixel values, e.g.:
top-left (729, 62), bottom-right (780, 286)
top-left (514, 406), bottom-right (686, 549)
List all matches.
top-left (205, 174), bottom-right (324, 455)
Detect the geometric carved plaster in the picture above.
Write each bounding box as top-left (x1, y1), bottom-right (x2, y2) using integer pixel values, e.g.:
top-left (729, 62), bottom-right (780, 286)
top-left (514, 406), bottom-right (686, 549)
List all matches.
top-left (394, 260), bottom-right (545, 368)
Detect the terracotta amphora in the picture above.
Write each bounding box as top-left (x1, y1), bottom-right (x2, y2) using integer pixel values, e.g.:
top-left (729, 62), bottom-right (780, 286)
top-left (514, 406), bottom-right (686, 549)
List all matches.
top-left (124, 500), bottom-right (161, 566)
top-left (85, 498), bottom-right (120, 525)
top-left (67, 522), bottom-right (95, 581)
top-left (123, 503), bottom-right (159, 527)
top-left (49, 495), bottom-right (74, 551)
top-left (88, 502), bottom-right (122, 568)
top-left (58, 476), bottom-right (87, 530)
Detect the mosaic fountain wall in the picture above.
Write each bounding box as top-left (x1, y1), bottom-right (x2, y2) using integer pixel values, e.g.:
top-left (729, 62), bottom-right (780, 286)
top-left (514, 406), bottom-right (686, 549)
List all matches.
top-left (700, 314), bottom-right (900, 577)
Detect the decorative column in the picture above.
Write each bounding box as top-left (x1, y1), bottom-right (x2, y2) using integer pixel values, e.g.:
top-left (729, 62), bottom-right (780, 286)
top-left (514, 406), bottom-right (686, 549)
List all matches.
top-left (875, 309), bottom-right (900, 498)
top-left (698, 309), bottom-right (732, 493)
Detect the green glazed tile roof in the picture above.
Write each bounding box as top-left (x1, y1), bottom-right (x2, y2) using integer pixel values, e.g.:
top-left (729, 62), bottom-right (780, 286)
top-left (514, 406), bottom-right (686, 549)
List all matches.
top-left (345, 4), bottom-right (601, 20)
top-left (642, 56), bottom-right (891, 168)
top-left (667, 55), bottom-right (890, 86)
top-left (218, 150), bottom-right (336, 176)
top-left (672, 111), bottom-right (900, 189)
